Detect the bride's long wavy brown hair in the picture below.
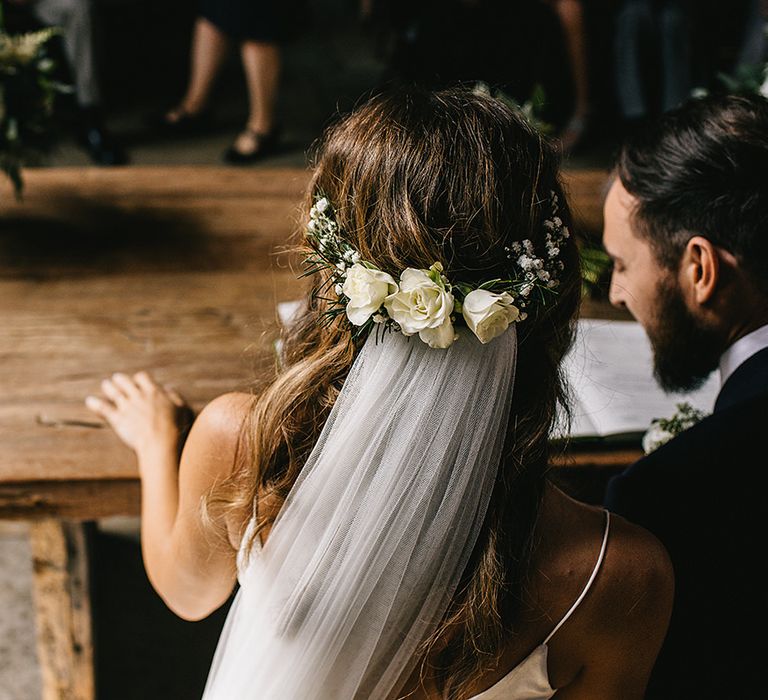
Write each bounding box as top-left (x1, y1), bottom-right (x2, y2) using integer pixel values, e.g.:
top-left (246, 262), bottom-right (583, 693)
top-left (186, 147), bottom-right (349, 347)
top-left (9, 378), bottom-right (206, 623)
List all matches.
top-left (207, 88), bottom-right (581, 699)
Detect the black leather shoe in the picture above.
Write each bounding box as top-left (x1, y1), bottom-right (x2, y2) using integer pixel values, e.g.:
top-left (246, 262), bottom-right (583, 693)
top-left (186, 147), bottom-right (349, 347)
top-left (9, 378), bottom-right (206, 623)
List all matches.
top-left (77, 126), bottom-right (129, 166)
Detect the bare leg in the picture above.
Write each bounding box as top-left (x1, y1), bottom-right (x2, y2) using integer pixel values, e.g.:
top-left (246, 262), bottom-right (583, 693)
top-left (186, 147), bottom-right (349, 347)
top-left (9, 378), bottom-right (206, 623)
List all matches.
top-left (168, 17), bottom-right (231, 121)
top-left (554, 0), bottom-right (590, 118)
top-left (551, 0), bottom-right (591, 152)
top-left (231, 41), bottom-right (281, 154)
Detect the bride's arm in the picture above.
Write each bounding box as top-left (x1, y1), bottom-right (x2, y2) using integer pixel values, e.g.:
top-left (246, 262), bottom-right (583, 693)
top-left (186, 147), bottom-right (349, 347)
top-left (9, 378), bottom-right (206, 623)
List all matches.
top-left (86, 375), bottom-right (252, 620)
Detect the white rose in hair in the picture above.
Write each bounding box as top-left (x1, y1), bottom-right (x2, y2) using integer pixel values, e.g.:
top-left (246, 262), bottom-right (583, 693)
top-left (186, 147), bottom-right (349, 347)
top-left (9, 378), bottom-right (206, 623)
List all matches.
top-left (384, 263), bottom-right (456, 348)
top-left (462, 289), bottom-right (520, 344)
top-left (343, 264), bottom-right (398, 326)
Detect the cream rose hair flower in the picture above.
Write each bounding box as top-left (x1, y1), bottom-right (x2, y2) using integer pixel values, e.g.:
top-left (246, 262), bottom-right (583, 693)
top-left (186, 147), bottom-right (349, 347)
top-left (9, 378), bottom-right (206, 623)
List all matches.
top-left (343, 264), bottom-right (398, 326)
top-left (461, 290), bottom-right (521, 344)
top-left (384, 263), bottom-right (457, 349)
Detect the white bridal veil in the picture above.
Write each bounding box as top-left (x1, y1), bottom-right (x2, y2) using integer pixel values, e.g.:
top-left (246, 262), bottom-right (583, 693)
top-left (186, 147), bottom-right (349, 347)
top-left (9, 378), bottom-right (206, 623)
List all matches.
top-left (203, 326), bottom-right (518, 700)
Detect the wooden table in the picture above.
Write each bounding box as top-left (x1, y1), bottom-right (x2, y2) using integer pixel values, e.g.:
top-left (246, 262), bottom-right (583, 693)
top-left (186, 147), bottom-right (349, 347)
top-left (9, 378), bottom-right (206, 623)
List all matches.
top-left (0, 166), bottom-right (638, 699)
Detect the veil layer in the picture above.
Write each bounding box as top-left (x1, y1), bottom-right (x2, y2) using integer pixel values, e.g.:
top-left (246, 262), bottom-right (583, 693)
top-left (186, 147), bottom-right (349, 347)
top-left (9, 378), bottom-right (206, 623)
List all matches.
top-left (203, 326), bottom-right (518, 699)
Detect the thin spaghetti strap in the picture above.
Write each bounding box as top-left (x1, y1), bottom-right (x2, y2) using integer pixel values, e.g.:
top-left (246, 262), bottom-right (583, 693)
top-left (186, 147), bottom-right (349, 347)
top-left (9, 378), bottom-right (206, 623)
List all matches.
top-left (543, 510), bottom-right (611, 646)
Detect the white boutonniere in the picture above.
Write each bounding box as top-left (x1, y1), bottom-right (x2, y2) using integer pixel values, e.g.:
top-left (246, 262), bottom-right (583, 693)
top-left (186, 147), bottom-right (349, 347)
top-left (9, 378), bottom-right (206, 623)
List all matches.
top-left (642, 402), bottom-right (707, 454)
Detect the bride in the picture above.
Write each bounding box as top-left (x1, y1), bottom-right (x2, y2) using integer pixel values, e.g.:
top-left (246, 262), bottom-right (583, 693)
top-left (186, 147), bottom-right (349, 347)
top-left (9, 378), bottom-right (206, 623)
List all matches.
top-left (86, 88), bottom-right (673, 699)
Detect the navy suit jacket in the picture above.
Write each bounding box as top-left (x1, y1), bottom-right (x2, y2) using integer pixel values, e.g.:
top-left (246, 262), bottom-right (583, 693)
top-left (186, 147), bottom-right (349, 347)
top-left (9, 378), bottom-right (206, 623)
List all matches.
top-left (605, 347), bottom-right (768, 698)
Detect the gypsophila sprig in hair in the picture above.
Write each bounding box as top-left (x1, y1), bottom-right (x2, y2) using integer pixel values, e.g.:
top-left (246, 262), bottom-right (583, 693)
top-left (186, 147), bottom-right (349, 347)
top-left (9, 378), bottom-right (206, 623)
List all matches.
top-left (302, 193), bottom-right (570, 348)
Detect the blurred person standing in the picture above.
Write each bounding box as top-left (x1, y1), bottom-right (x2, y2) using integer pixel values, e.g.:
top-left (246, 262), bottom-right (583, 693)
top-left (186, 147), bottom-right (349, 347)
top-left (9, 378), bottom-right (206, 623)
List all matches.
top-left (736, 0), bottom-right (768, 71)
top-left (6, 0), bottom-right (127, 164)
top-left (370, 0), bottom-right (596, 155)
top-left (543, 0), bottom-right (593, 154)
top-left (614, 0), bottom-right (692, 131)
top-left (158, 2), bottom-right (282, 165)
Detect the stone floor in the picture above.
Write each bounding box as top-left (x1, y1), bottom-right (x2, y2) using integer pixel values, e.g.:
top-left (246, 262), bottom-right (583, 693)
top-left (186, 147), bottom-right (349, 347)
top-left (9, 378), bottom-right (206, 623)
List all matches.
top-left (0, 524), bottom-right (41, 700)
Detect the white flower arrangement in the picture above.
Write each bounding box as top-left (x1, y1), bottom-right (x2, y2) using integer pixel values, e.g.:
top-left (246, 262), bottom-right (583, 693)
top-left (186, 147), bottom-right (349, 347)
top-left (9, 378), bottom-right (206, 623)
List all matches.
top-left (302, 193), bottom-right (570, 348)
top-left (642, 402), bottom-right (707, 454)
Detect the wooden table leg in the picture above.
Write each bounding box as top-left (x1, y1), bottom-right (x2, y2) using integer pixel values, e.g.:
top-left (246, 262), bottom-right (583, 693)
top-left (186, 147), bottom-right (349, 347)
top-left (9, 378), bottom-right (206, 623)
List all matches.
top-left (29, 520), bottom-right (96, 700)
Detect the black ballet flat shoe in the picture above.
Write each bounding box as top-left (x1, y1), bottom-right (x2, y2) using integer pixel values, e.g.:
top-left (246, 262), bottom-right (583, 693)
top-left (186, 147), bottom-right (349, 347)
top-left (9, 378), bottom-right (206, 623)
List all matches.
top-left (222, 128), bottom-right (281, 165)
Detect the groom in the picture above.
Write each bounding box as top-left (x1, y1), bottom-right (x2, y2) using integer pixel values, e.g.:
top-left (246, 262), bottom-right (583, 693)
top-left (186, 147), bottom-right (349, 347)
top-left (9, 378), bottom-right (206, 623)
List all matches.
top-left (602, 92), bottom-right (768, 697)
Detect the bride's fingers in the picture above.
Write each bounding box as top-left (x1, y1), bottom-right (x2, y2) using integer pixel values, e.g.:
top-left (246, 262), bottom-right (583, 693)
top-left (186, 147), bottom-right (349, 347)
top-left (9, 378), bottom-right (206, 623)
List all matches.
top-left (101, 377), bottom-right (126, 404)
top-left (111, 372), bottom-right (140, 398)
top-left (163, 385), bottom-right (187, 407)
top-left (85, 395), bottom-right (116, 422)
top-left (133, 371), bottom-right (157, 394)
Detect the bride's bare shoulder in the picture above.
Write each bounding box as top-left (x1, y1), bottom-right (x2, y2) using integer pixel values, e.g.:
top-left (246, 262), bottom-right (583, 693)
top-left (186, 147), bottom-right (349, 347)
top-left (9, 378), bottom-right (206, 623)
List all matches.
top-left (182, 392), bottom-right (255, 472)
top-left (543, 484), bottom-right (674, 689)
top-left (194, 392), bottom-right (254, 436)
top-left (547, 484), bottom-right (674, 613)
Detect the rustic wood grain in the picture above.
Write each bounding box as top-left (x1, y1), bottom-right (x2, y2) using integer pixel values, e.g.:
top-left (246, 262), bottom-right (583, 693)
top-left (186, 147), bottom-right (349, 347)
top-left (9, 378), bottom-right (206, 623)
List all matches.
top-left (551, 448), bottom-right (644, 469)
top-left (1, 168), bottom-right (308, 495)
top-left (561, 167), bottom-right (611, 237)
top-left (0, 481), bottom-right (140, 520)
top-left (29, 520), bottom-right (96, 700)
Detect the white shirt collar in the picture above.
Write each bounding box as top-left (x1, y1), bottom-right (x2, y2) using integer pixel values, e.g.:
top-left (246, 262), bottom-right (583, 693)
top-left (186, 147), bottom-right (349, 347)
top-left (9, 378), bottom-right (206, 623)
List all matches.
top-left (719, 323), bottom-right (768, 386)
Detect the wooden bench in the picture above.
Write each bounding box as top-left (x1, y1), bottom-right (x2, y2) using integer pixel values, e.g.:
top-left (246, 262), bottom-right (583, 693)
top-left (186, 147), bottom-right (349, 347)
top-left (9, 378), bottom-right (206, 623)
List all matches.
top-left (0, 165), bottom-right (636, 699)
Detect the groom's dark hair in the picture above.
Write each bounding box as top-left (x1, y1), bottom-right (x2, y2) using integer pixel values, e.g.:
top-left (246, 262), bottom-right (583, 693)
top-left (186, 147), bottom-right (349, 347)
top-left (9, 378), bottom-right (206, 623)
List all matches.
top-left (616, 92), bottom-right (768, 295)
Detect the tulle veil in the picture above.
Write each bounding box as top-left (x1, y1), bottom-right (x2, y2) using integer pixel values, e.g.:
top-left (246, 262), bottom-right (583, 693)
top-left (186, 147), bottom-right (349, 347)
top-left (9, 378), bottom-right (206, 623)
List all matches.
top-left (202, 325), bottom-right (518, 699)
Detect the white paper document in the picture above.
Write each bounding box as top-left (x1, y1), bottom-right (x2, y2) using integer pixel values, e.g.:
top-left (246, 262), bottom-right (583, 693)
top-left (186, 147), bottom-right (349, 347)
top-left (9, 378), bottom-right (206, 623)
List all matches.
top-left (562, 319), bottom-right (720, 439)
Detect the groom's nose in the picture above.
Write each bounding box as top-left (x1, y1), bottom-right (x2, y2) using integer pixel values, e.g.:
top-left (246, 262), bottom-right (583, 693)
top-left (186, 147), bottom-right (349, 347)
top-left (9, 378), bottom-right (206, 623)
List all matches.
top-left (608, 274), bottom-right (627, 309)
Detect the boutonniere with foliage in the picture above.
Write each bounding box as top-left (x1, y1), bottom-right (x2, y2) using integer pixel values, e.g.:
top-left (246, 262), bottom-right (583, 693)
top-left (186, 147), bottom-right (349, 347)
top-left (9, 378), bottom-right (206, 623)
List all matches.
top-left (642, 402), bottom-right (707, 454)
top-left (1, 7), bottom-right (70, 198)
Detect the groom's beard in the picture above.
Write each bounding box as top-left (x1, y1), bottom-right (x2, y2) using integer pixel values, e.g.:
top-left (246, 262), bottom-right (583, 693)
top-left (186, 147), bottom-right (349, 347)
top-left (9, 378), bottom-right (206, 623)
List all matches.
top-left (647, 277), bottom-right (724, 393)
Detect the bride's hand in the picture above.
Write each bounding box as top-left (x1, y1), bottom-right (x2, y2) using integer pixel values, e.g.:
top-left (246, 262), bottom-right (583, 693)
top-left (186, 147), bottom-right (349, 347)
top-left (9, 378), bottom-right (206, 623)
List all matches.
top-left (85, 371), bottom-right (195, 458)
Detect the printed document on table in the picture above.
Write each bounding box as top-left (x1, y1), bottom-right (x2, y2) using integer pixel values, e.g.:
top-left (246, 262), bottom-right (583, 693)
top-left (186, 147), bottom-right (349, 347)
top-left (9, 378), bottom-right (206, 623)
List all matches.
top-left (561, 319), bottom-right (720, 439)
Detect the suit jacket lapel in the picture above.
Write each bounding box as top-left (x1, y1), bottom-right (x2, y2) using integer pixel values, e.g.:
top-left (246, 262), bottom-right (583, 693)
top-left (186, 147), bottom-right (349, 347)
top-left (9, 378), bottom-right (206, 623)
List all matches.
top-left (714, 346), bottom-right (768, 413)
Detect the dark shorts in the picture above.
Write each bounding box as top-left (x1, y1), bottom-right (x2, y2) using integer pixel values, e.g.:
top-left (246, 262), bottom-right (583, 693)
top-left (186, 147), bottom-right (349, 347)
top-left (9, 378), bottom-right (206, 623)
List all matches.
top-left (200, 0), bottom-right (284, 43)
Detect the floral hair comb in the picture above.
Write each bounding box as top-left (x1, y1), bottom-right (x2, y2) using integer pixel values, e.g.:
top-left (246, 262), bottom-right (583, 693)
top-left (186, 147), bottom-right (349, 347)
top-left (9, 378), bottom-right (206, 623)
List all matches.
top-left (302, 193), bottom-right (569, 348)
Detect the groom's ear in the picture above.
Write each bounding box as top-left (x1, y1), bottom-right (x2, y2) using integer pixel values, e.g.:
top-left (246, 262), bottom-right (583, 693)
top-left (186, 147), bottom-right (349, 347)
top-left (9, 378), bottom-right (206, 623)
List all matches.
top-left (680, 236), bottom-right (728, 306)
